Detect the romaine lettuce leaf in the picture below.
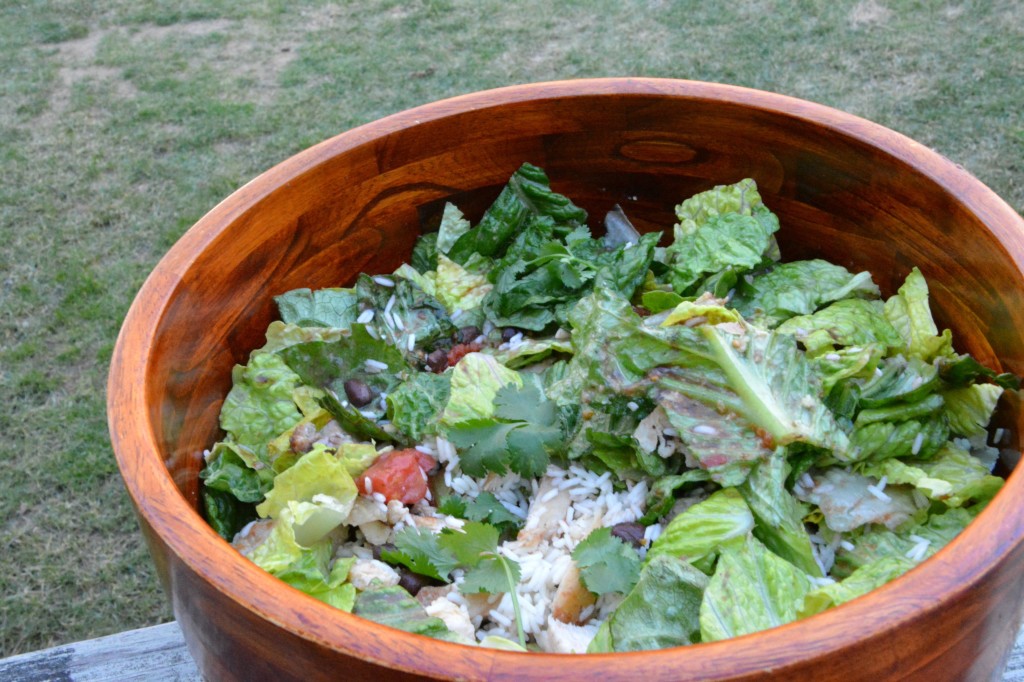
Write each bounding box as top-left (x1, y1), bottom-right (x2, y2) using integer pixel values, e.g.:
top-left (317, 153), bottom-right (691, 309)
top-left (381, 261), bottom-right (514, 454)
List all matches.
top-left (777, 299), bottom-right (902, 356)
top-left (865, 444), bottom-right (1003, 508)
top-left (661, 179), bottom-right (780, 293)
top-left (448, 162), bottom-right (588, 263)
top-left (277, 323), bottom-right (407, 422)
top-left (255, 445), bottom-right (358, 545)
top-left (440, 352), bottom-right (522, 425)
top-left (646, 488), bottom-right (754, 572)
top-left (883, 267), bottom-right (955, 362)
top-left (354, 273), bottom-right (457, 356)
top-left (386, 370), bottom-right (451, 442)
top-left (731, 259), bottom-right (880, 328)
top-left (354, 586), bottom-right (466, 642)
top-left (200, 441), bottom-right (273, 503)
top-left (434, 253), bottom-right (492, 315)
top-left (244, 506), bottom-right (357, 611)
top-left (942, 383), bottom-right (1003, 437)
top-left (586, 555), bottom-right (707, 652)
top-left (436, 201), bottom-right (472, 255)
top-left (832, 506), bottom-right (975, 578)
top-left (794, 468), bottom-right (920, 533)
top-left (699, 535), bottom-right (812, 642)
top-left (798, 555), bottom-right (915, 618)
top-left (220, 352), bottom-right (305, 461)
top-left (738, 450), bottom-right (820, 575)
top-left (258, 321), bottom-right (348, 354)
top-left (274, 287), bottom-right (359, 329)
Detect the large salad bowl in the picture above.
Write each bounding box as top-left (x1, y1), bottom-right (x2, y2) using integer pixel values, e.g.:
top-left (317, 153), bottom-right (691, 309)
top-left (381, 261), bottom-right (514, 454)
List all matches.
top-left (108, 78), bottom-right (1024, 680)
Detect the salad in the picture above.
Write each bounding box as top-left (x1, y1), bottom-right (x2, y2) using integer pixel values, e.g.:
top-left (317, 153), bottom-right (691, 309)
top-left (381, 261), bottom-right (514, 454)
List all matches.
top-left (200, 163), bottom-right (1018, 653)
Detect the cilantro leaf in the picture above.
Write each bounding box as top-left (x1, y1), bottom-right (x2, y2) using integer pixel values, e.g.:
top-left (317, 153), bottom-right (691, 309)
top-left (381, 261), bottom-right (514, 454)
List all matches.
top-left (444, 382), bottom-right (565, 478)
top-left (439, 521), bottom-right (500, 567)
top-left (380, 527), bottom-right (459, 582)
top-left (446, 418), bottom-right (522, 476)
top-left (460, 554), bottom-right (521, 594)
top-left (572, 527), bottom-right (642, 595)
top-left (464, 492), bottom-right (524, 534)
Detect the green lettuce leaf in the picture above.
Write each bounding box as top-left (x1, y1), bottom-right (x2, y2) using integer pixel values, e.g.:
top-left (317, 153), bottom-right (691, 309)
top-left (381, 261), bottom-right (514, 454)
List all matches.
top-left (220, 352), bottom-right (305, 461)
top-left (832, 506), bottom-right (975, 578)
top-left (200, 441), bottom-right (273, 503)
top-left (434, 253), bottom-right (492, 315)
top-left (353, 586), bottom-right (463, 641)
top-left (798, 555), bottom-right (915, 618)
top-left (386, 371), bottom-right (451, 442)
top-left (255, 445), bottom-right (358, 545)
top-left (661, 179), bottom-right (780, 293)
top-left (436, 201), bottom-right (472, 255)
top-left (738, 450), bottom-right (820, 576)
top-left (645, 488), bottom-right (754, 572)
top-left (699, 535), bottom-right (812, 642)
top-left (277, 323), bottom-right (407, 423)
top-left (257, 322), bottom-right (348, 355)
top-left (355, 273), bottom-right (457, 356)
top-left (942, 383), bottom-right (1003, 437)
top-left (731, 259), bottom-right (880, 328)
top-left (794, 468), bottom-right (920, 533)
top-left (274, 287), bottom-right (358, 329)
top-left (777, 299), bottom-right (903, 356)
top-left (883, 267), bottom-right (955, 362)
top-left (244, 506), bottom-right (357, 612)
top-left (587, 555), bottom-right (708, 653)
top-left (448, 162), bottom-right (588, 263)
top-left (202, 487), bottom-right (257, 540)
top-left (440, 352), bottom-right (522, 425)
top-left (865, 444), bottom-right (1003, 508)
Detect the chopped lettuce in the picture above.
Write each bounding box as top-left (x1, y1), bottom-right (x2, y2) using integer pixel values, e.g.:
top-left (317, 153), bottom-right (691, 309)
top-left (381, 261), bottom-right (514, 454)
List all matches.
top-left (731, 259), bottom-right (880, 328)
top-left (699, 535), bottom-right (813, 642)
top-left (274, 287), bottom-right (359, 329)
top-left (587, 555), bottom-right (708, 652)
top-left (220, 352), bottom-right (304, 461)
top-left (441, 352), bottom-right (522, 425)
top-left (255, 445), bottom-right (358, 545)
top-left (883, 267), bottom-right (955, 362)
top-left (646, 488), bottom-right (754, 572)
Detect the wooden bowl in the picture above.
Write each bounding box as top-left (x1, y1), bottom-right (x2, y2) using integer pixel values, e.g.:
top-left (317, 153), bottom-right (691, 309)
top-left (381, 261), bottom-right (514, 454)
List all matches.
top-left (108, 78), bottom-right (1024, 681)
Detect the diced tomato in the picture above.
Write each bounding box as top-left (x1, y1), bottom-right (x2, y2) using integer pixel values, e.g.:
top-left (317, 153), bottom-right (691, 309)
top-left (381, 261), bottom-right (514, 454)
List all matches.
top-left (446, 342), bottom-right (482, 368)
top-left (358, 449), bottom-right (438, 505)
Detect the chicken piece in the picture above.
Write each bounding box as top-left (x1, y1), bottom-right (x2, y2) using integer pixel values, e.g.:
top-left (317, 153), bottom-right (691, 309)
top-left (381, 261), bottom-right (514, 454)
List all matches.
top-left (348, 559), bottom-right (400, 591)
top-left (359, 520), bottom-right (392, 546)
top-left (538, 615), bottom-right (599, 654)
top-left (345, 496), bottom-right (388, 527)
top-left (550, 564), bottom-right (597, 625)
top-left (517, 477), bottom-right (572, 549)
top-left (424, 597), bottom-right (476, 640)
top-left (231, 519), bottom-right (275, 556)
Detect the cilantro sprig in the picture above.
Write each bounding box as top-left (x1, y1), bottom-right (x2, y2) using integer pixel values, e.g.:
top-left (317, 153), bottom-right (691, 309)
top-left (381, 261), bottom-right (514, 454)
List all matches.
top-left (445, 382), bottom-right (565, 478)
top-left (380, 521), bottom-right (527, 647)
top-left (572, 527), bottom-right (642, 595)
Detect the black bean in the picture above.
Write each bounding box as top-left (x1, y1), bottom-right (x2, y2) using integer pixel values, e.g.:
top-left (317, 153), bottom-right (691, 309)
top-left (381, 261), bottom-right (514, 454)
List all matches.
top-left (457, 325), bottom-right (481, 344)
top-left (372, 543), bottom-right (397, 561)
top-left (610, 521), bottom-right (646, 548)
top-left (397, 568), bottom-right (443, 596)
top-left (425, 348), bottom-right (449, 373)
top-left (501, 327), bottom-right (520, 342)
top-left (343, 378), bottom-right (373, 407)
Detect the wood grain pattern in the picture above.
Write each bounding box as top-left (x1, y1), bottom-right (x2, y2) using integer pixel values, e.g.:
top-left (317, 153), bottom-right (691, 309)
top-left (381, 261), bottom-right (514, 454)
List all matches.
top-left (107, 78), bottom-right (1024, 681)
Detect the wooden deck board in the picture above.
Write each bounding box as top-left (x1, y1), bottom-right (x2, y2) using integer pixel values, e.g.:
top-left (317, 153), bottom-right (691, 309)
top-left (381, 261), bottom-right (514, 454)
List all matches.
top-left (3, 621), bottom-right (1024, 680)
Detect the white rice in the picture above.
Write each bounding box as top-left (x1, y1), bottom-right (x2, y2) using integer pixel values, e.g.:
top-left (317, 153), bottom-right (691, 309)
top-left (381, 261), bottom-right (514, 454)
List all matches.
top-left (364, 358), bottom-right (389, 373)
top-left (911, 432), bottom-right (924, 455)
top-left (356, 309), bottom-right (375, 324)
top-left (373, 276), bottom-right (396, 288)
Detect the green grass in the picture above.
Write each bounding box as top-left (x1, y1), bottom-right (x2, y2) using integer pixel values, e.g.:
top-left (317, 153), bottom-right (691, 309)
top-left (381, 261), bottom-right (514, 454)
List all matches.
top-left (0, 0), bottom-right (1021, 657)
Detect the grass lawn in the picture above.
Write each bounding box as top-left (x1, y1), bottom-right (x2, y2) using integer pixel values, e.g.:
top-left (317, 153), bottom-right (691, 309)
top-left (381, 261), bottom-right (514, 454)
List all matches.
top-left (1, 0), bottom-right (1021, 656)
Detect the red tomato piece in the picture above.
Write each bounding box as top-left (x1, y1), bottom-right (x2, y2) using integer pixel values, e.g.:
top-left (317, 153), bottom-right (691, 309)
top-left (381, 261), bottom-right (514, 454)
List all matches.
top-left (358, 449), bottom-right (437, 505)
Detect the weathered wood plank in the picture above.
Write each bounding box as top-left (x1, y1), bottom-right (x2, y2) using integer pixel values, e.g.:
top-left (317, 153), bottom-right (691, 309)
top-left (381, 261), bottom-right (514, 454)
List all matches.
top-left (0, 622), bottom-right (201, 681)
top-left (2, 620), bottom-right (1024, 680)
